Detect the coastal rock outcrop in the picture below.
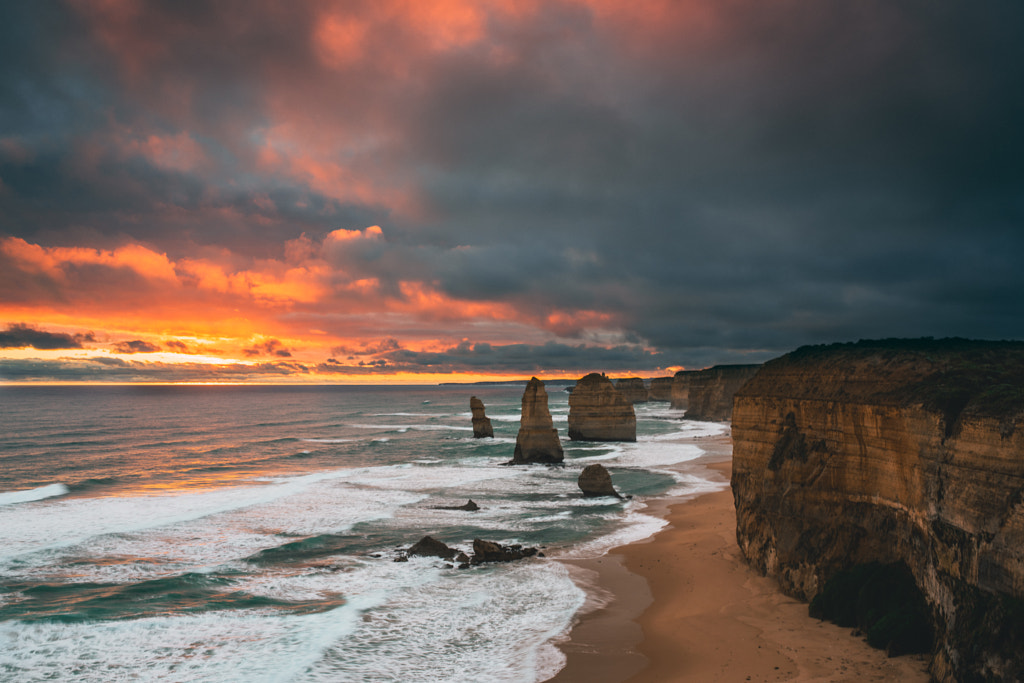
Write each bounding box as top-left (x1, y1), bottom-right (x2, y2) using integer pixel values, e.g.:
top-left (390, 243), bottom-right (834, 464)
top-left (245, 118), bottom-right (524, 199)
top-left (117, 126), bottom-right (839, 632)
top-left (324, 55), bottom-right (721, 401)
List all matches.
top-left (731, 339), bottom-right (1024, 681)
top-left (568, 373), bottom-right (636, 442)
top-left (407, 536), bottom-right (457, 560)
top-left (578, 463), bottom-right (622, 498)
top-left (470, 396), bottom-right (494, 438)
top-left (614, 377), bottom-right (649, 403)
top-left (510, 378), bottom-right (564, 464)
top-left (471, 539), bottom-right (539, 564)
top-left (670, 370), bottom-right (695, 410)
top-left (648, 377), bottom-right (673, 402)
top-left (684, 364), bottom-right (760, 420)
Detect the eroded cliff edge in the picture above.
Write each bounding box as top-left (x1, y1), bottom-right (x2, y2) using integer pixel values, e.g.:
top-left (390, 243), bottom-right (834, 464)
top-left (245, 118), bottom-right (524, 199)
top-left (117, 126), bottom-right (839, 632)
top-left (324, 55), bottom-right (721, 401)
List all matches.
top-left (731, 339), bottom-right (1024, 682)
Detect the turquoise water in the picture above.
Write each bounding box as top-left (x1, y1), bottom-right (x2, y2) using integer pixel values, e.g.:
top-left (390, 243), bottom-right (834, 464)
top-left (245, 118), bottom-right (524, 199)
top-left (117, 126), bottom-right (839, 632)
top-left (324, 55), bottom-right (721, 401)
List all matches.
top-left (0, 384), bottom-right (726, 681)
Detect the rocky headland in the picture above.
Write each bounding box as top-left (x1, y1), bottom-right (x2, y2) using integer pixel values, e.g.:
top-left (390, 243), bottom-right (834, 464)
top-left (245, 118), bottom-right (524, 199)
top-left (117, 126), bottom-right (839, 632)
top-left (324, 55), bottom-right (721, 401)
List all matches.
top-left (684, 364), bottom-right (761, 420)
top-left (669, 370), bottom-right (695, 410)
top-left (647, 376), bottom-right (673, 402)
top-left (614, 377), bottom-right (649, 404)
top-left (731, 338), bottom-right (1024, 681)
top-left (568, 373), bottom-right (636, 442)
top-left (511, 377), bottom-right (564, 464)
top-left (470, 396), bottom-right (494, 438)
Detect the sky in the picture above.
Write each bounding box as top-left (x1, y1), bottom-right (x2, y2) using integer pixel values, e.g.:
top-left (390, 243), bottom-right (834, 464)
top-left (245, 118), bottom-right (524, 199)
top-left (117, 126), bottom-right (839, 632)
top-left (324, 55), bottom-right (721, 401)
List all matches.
top-left (1, 0), bottom-right (1022, 384)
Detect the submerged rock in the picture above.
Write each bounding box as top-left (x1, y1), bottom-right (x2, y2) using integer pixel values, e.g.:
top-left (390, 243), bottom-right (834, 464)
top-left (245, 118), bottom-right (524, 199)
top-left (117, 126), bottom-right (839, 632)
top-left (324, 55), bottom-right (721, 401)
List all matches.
top-left (578, 463), bottom-right (622, 498)
top-left (510, 377), bottom-right (564, 464)
top-left (568, 373), bottom-right (636, 442)
top-left (470, 396), bottom-right (494, 438)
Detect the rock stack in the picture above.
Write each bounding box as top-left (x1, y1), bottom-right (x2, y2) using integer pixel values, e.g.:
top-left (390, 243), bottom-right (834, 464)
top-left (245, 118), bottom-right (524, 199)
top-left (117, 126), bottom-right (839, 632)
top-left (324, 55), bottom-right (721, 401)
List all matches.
top-left (510, 377), bottom-right (564, 464)
top-left (670, 369), bottom-right (695, 410)
top-left (684, 364), bottom-right (760, 420)
top-left (470, 396), bottom-right (493, 438)
top-left (614, 377), bottom-right (649, 403)
top-left (568, 373), bottom-right (636, 441)
top-left (648, 377), bottom-right (674, 401)
top-left (577, 463), bottom-right (622, 498)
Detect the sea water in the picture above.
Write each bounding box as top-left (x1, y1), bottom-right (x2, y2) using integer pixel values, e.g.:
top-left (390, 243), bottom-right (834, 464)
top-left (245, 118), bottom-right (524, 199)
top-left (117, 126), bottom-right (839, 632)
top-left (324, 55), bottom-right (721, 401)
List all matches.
top-left (0, 384), bottom-right (727, 682)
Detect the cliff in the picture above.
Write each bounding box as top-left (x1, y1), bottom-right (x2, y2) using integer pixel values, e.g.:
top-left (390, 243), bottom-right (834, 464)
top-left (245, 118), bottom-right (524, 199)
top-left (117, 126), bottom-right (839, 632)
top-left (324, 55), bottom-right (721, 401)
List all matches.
top-left (568, 373), bottom-right (636, 442)
top-left (511, 377), bottom-right (564, 464)
top-left (670, 370), bottom-right (695, 410)
top-left (614, 377), bottom-right (649, 403)
top-left (470, 396), bottom-right (494, 438)
top-left (731, 338), bottom-right (1024, 681)
top-left (684, 364), bottom-right (761, 420)
top-left (648, 377), bottom-right (673, 402)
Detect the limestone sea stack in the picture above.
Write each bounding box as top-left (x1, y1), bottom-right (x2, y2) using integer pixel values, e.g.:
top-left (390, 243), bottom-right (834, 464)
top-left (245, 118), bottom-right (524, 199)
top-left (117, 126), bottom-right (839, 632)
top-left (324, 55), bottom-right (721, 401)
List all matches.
top-left (510, 377), bottom-right (564, 464)
top-left (648, 377), bottom-right (674, 402)
top-left (731, 339), bottom-right (1024, 681)
top-left (578, 463), bottom-right (622, 498)
top-left (470, 396), bottom-right (493, 438)
top-left (568, 373), bottom-right (636, 441)
top-left (614, 377), bottom-right (649, 403)
top-left (684, 364), bottom-right (761, 420)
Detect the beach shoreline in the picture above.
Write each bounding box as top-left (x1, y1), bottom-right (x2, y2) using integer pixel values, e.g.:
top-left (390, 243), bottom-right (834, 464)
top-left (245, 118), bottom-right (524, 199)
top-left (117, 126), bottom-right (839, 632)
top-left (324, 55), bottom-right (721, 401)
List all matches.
top-left (548, 431), bottom-right (930, 682)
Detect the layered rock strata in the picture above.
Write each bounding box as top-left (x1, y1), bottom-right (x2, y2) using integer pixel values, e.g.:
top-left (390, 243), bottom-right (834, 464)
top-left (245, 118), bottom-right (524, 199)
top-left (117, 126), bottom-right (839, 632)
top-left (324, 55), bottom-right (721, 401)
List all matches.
top-left (470, 396), bottom-right (493, 438)
top-left (578, 463), bottom-right (622, 498)
top-left (731, 339), bottom-right (1024, 682)
top-left (568, 373), bottom-right (636, 442)
top-left (511, 377), bottom-right (564, 464)
top-left (648, 377), bottom-right (674, 402)
top-left (669, 370), bottom-right (696, 410)
top-left (614, 377), bottom-right (649, 403)
top-left (684, 364), bottom-right (760, 420)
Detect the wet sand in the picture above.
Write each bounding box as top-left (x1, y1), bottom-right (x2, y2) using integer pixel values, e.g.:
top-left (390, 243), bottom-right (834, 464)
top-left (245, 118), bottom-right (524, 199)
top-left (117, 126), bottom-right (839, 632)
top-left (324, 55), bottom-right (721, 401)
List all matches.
top-left (548, 434), bottom-right (930, 683)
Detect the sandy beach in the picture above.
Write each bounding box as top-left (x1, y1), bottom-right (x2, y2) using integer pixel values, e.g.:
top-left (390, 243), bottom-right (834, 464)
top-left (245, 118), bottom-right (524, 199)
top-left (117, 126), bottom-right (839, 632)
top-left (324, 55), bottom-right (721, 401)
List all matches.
top-left (549, 434), bottom-right (931, 683)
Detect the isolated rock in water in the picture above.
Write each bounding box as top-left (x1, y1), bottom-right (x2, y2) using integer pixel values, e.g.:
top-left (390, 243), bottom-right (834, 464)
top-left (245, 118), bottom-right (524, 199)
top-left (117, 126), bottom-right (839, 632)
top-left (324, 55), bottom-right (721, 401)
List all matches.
top-left (431, 499), bottom-right (481, 511)
top-left (578, 463), bottom-right (622, 498)
top-left (648, 377), bottom-right (674, 402)
top-left (614, 377), bottom-right (649, 403)
top-left (407, 535), bottom-right (457, 560)
top-left (568, 373), bottom-right (636, 442)
top-left (511, 378), bottom-right (564, 464)
top-left (470, 396), bottom-right (494, 438)
top-left (471, 539), bottom-right (539, 564)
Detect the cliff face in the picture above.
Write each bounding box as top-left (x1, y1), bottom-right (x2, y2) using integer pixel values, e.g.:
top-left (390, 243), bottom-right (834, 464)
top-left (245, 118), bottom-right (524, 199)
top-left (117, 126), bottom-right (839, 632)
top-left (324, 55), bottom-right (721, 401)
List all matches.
top-left (731, 339), bottom-right (1024, 682)
top-left (568, 373), bottom-right (636, 442)
top-left (470, 396), bottom-right (493, 438)
top-left (614, 377), bottom-right (649, 403)
top-left (511, 377), bottom-right (564, 464)
top-left (648, 377), bottom-right (673, 402)
top-left (670, 370), bottom-right (695, 410)
top-left (684, 364), bottom-right (761, 420)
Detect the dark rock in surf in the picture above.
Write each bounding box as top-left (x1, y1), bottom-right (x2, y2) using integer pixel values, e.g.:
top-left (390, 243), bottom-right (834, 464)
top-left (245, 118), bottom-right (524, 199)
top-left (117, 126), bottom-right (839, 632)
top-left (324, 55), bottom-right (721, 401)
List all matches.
top-left (431, 499), bottom-right (481, 511)
top-left (407, 535), bottom-right (457, 560)
top-left (470, 539), bottom-right (539, 565)
top-left (578, 463), bottom-right (623, 498)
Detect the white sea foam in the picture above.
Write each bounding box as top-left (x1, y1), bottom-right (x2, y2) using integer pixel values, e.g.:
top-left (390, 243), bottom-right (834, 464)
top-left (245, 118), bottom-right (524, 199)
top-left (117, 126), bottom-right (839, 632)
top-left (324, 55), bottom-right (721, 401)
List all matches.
top-left (300, 438), bottom-right (356, 444)
top-left (0, 483), bottom-right (69, 506)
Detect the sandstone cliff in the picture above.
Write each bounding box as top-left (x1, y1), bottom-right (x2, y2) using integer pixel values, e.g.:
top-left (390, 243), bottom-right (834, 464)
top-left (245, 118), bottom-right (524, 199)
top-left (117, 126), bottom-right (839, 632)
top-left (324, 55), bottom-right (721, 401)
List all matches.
top-left (684, 364), bottom-right (760, 420)
top-left (648, 377), bottom-right (673, 402)
top-left (470, 396), bottom-right (493, 438)
top-left (511, 377), bottom-right (564, 464)
top-left (670, 370), bottom-right (695, 410)
top-left (614, 377), bottom-right (649, 403)
top-left (568, 373), bottom-right (636, 442)
top-left (731, 339), bottom-right (1024, 681)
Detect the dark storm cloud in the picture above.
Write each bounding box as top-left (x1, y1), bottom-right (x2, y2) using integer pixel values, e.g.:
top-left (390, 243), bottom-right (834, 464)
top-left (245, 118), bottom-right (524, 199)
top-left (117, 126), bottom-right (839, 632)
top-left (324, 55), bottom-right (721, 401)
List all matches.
top-left (0, 324), bottom-right (95, 350)
top-left (1, 1), bottom-right (1022, 370)
top-left (112, 340), bottom-right (161, 354)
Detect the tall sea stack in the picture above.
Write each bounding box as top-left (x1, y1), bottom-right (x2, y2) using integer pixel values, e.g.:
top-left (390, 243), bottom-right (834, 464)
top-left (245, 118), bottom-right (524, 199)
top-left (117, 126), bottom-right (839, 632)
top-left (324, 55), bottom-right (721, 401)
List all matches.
top-left (648, 377), bottom-right (674, 402)
top-left (684, 364), bottom-right (760, 420)
top-left (732, 339), bottom-right (1024, 681)
top-left (470, 396), bottom-right (493, 438)
top-left (568, 373), bottom-right (636, 441)
top-left (511, 378), bottom-right (564, 464)
top-left (614, 377), bottom-right (649, 404)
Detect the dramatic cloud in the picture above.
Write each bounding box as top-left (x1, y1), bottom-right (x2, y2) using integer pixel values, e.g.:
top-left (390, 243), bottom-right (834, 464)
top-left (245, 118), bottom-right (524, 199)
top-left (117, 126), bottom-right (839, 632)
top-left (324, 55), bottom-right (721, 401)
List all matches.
top-left (0, 324), bottom-right (95, 350)
top-left (112, 340), bottom-right (161, 354)
top-left (1, 1), bottom-right (1022, 382)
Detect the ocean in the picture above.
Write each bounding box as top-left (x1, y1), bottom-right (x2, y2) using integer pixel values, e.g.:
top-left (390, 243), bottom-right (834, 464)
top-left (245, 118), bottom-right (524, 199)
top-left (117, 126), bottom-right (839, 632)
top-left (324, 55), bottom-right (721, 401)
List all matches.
top-left (0, 384), bottom-right (727, 682)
